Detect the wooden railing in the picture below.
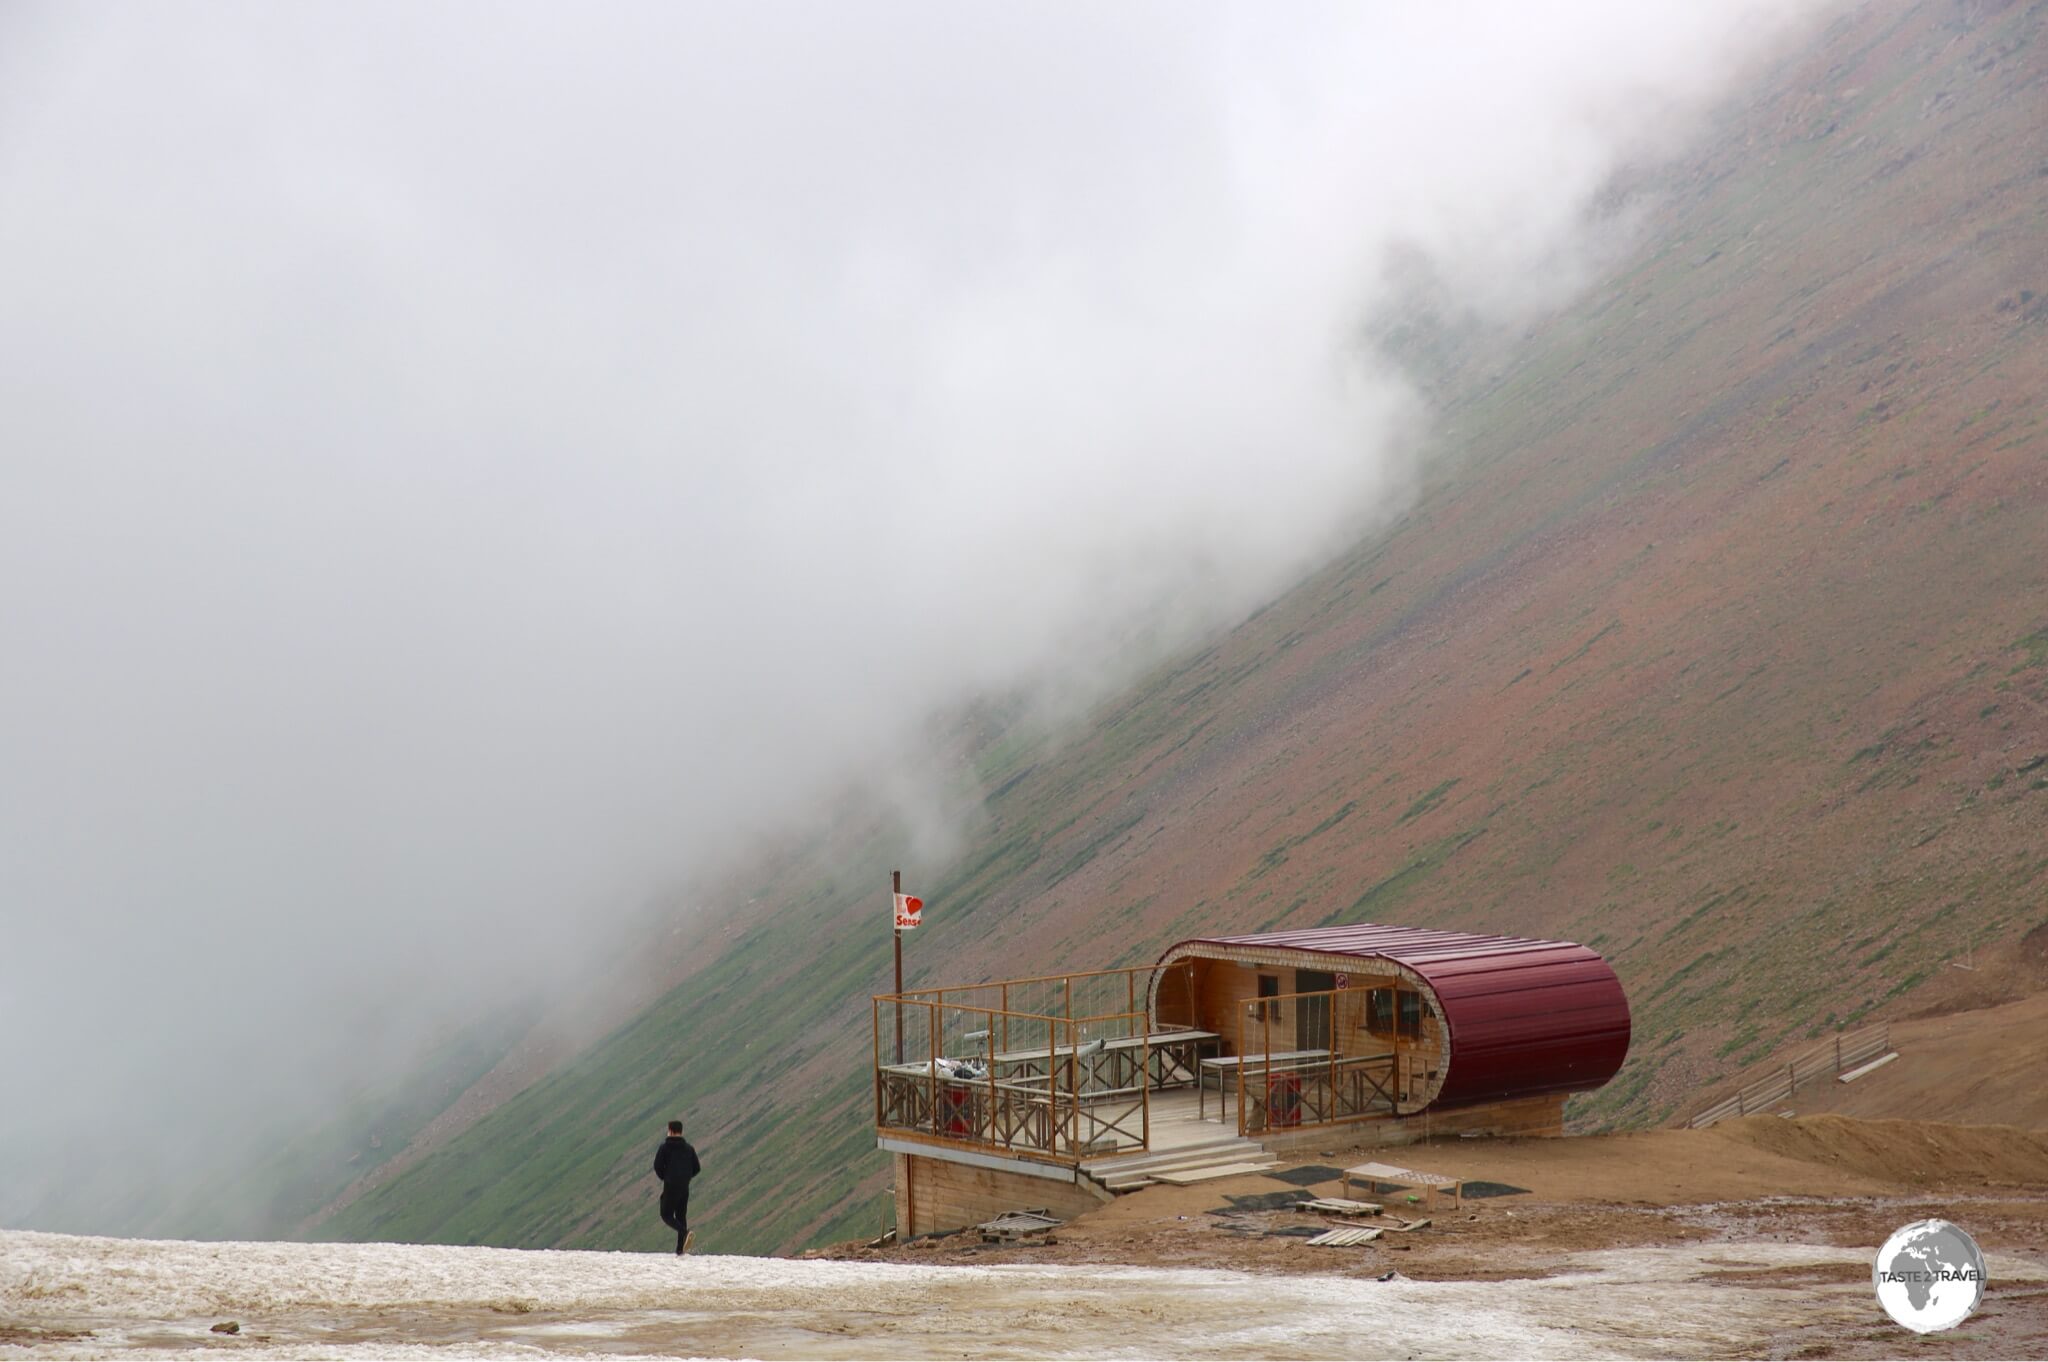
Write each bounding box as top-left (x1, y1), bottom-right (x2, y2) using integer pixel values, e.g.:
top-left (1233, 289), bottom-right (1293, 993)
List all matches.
top-left (875, 1068), bottom-right (1148, 1158)
top-left (873, 964), bottom-right (1202, 1163)
top-left (882, 963), bottom-right (1192, 1060)
top-left (1687, 1022), bottom-right (1893, 1128)
top-left (1234, 984), bottom-right (1412, 1137)
top-left (1241, 1052), bottom-right (1399, 1134)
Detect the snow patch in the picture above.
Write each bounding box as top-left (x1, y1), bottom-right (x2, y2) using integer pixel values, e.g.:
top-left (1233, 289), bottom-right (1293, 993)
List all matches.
top-left (2, 1229), bottom-right (1881, 1359)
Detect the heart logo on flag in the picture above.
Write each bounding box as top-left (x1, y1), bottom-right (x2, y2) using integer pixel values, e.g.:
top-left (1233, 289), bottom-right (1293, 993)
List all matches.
top-left (893, 893), bottom-right (925, 928)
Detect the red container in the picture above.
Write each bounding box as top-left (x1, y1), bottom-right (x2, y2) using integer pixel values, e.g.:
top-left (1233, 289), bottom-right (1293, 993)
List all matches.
top-left (939, 1083), bottom-right (976, 1135)
top-left (1267, 1072), bottom-right (1303, 1127)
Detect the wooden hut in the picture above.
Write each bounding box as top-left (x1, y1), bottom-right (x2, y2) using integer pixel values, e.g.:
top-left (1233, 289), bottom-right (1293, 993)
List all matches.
top-left (1149, 924), bottom-right (1632, 1136)
top-left (873, 920), bottom-right (1628, 1237)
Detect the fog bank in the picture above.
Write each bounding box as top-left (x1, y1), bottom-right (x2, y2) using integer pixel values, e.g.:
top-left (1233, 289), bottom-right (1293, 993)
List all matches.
top-left (0, 1), bottom-right (1827, 1229)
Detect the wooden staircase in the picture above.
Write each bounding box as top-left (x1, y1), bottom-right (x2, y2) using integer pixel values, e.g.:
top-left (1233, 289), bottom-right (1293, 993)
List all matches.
top-left (1082, 1132), bottom-right (1279, 1192)
top-left (1076, 1089), bottom-right (1279, 1192)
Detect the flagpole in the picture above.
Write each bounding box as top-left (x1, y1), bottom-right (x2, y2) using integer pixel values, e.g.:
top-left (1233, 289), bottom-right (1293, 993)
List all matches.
top-left (893, 868), bottom-right (904, 1065)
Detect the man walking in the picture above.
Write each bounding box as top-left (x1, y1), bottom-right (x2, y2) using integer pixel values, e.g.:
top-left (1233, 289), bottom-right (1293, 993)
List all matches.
top-left (652, 1118), bottom-right (701, 1255)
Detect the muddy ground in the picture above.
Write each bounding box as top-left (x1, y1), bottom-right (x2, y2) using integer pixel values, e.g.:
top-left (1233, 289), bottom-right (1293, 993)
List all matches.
top-left (815, 1116), bottom-right (2048, 1358)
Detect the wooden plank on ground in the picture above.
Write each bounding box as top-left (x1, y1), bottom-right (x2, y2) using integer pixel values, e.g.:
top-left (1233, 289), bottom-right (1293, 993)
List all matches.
top-left (1307, 1227), bottom-right (1383, 1246)
top-left (977, 1209), bottom-right (1062, 1242)
top-left (1838, 1051), bottom-right (1899, 1083)
top-left (1151, 1162), bottom-right (1279, 1185)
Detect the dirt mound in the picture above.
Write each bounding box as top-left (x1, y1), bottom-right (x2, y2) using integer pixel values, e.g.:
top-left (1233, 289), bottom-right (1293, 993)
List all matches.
top-left (1707, 1114), bottom-right (2048, 1189)
top-left (1681, 990), bottom-right (2048, 1131)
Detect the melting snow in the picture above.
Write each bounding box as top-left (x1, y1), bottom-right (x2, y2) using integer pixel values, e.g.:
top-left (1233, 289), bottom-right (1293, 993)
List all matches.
top-left (1, 1229), bottom-right (1886, 1358)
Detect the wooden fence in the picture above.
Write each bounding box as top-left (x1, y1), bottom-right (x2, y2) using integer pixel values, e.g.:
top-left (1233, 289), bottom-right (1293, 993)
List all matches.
top-left (873, 965), bottom-right (1198, 1163)
top-left (1234, 984), bottom-right (1412, 1137)
top-left (1686, 1021), bottom-right (1892, 1128)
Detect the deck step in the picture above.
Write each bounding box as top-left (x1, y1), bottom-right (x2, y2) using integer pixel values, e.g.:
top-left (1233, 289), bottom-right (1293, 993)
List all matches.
top-left (1096, 1143), bottom-right (1276, 1190)
top-left (1088, 1148), bottom-right (1251, 1177)
top-left (1149, 1161), bottom-right (1281, 1186)
top-left (1104, 1163), bottom-right (1278, 1191)
top-left (1094, 1146), bottom-right (1267, 1182)
top-left (1085, 1138), bottom-right (1257, 1174)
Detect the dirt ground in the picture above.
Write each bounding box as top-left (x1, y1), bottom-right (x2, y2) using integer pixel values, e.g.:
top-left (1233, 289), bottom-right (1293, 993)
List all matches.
top-left (817, 1114), bottom-right (2048, 1358)
top-left (1775, 993), bottom-right (2048, 1131)
top-left (1688, 956), bottom-right (2048, 1132)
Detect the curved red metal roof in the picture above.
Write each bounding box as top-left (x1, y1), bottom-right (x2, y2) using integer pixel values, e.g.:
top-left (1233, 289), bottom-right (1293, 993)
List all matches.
top-left (1160, 923), bottom-right (1631, 1111)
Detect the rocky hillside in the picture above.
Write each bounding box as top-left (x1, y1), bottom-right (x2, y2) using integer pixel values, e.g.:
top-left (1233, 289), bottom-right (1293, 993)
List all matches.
top-left (317, 0), bottom-right (2048, 1255)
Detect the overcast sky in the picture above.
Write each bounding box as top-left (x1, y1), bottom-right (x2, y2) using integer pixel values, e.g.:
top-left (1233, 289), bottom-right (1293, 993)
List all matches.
top-left (0, 1), bottom-right (1829, 1228)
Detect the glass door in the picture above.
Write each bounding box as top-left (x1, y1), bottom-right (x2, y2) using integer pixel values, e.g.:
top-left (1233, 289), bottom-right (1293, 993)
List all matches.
top-left (1295, 968), bottom-right (1334, 1050)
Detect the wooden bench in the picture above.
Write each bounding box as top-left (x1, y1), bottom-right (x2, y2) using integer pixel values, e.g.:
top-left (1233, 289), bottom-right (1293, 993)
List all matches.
top-left (1342, 1160), bottom-right (1463, 1210)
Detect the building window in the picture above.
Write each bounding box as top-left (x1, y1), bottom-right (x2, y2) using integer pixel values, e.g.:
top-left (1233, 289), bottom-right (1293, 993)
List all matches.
top-left (1255, 973), bottom-right (1280, 1023)
top-left (1366, 987), bottom-right (1422, 1039)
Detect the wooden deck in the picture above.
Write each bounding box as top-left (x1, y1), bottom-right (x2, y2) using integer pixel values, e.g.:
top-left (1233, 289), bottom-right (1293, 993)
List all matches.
top-left (1123, 1088), bottom-right (1214, 1151)
top-left (1078, 1088), bottom-right (1278, 1189)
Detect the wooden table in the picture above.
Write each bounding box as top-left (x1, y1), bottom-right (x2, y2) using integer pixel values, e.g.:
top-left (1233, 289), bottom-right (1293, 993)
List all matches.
top-left (1123, 1029), bottom-right (1219, 1089)
top-left (992, 1030), bottom-right (1218, 1093)
top-left (1197, 1050), bottom-right (1329, 1122)
top-left (1342, 1160), bottom-right (1463, 1210)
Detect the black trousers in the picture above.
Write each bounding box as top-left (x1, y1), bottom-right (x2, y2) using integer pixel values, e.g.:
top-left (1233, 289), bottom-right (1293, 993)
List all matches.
top-left (659, 1185), bottom-right (690, 1252)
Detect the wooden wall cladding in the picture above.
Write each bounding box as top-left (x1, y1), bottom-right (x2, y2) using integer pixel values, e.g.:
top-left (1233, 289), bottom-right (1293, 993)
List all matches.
top-left (894, 1152), bottom-right (1106, 1237)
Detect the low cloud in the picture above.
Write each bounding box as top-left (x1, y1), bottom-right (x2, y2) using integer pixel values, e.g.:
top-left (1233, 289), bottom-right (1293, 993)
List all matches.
top-left (0, 0), bottom-right (1827, 1228)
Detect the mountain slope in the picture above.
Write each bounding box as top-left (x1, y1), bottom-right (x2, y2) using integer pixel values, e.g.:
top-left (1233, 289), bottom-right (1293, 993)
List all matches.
top-left (321, 0), bottom-right (2048, 1256)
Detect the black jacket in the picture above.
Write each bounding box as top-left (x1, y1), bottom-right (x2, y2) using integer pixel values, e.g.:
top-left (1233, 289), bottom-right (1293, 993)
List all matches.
top-left (654, 1135), bottom-right (700, 1187)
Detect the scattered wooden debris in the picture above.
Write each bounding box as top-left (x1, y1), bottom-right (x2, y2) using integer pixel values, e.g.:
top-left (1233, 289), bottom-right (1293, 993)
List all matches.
top-left (1382, 1217), bottom-right (1432, 1233)
top-left (1299, 1197), bottom-right (1382, 1216)
top-left (977, 1209), bottom-right (1062, 1243)
top-left (1302, 1220), bottom-right (1384, 1245)
top-left (1306, 1226), bottom-right (1384, 1247)
top-left (863, 1229), bottom-right (897, 1250)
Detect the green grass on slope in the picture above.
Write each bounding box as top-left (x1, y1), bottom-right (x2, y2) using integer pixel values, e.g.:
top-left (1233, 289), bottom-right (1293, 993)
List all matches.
top-left (323, 855), bottom-right (902, 1256)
